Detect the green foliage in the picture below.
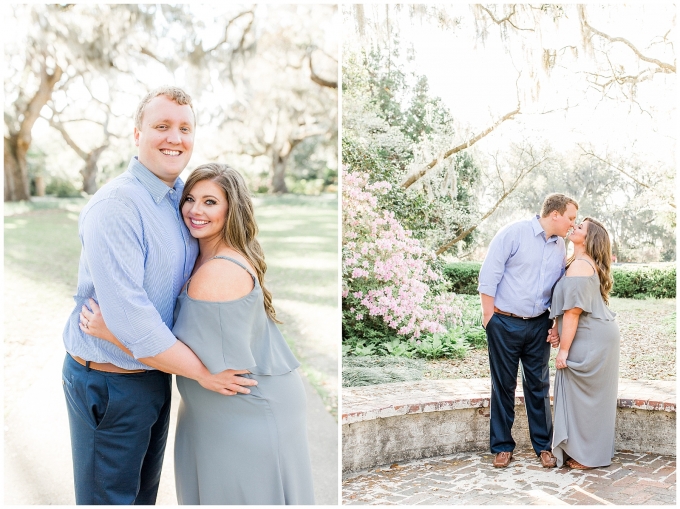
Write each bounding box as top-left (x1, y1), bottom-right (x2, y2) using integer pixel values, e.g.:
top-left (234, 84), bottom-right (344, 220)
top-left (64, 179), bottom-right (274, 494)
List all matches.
top-left (343, 44), bottom-right (481, 252)
top-left (442, 262), bottom-right (483, 295)
top-left (381, 338), bottom-right (414, 357)
top-left (288, 136), bottom-right (338, 194)
top-left (342, 310), bottom-right (396, 353)
top-left (414, 329), bottom-right (470, 359)
top-left (342, 355), bottom-right (425, 387)
top-left (455, 294), bottom-right (486, 349)
top-left (343, 293), bottom-right (488, 359)
top-left (44, 177), bottom-right (82, 198)
top-left (462, 325), bottom-right (487, 349)
top-left (342, 136), bottom-right (436, 240)
top-left (611, 266), bottom-right (676, 299)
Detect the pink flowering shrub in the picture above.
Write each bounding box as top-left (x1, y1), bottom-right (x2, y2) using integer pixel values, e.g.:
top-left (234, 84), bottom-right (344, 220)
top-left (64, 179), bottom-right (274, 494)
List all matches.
top-left (343, 168), bottom-right (461, 342)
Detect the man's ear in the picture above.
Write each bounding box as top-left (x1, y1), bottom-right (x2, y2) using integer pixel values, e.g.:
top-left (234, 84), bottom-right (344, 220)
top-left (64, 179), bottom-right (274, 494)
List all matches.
top-left (133, 127), bottom-right (140, 147)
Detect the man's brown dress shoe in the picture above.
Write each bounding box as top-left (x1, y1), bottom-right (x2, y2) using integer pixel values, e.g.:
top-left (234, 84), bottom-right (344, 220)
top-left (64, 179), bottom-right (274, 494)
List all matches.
top-left (540, 450), bottom-right (557, 468)
top-left (493, 451), bottom-right (513, 468)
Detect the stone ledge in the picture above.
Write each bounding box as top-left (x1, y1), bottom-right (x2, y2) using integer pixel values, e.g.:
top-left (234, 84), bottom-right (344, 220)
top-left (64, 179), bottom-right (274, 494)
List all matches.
top-left (342, 378), bottom-right (675, 424)
top-left (342, 378), bottom-right (676, 472)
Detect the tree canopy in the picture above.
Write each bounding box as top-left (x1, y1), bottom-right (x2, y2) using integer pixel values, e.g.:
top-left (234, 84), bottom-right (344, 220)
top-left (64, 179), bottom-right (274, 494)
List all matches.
top-left (4, 4), bottom-right (338, 201)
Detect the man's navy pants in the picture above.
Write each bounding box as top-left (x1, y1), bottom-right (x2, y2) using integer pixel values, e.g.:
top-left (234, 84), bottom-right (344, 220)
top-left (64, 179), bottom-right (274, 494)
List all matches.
top-left (62, 353), bottom-right (172, 505)
top-left (485, 311), bottom-right (553, 456)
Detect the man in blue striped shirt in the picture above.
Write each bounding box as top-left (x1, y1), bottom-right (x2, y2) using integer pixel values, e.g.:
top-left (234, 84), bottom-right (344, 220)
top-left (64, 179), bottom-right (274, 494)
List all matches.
top-left (61, 86), bottom-right (256, 505)
top-left (478, 193), bottom-right (578, 469)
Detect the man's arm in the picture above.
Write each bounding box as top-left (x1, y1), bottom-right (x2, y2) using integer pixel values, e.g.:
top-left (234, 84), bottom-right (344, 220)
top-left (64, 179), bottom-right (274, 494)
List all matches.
top-left (478, 225), bottom-right (515, 328)
top-left (480, 293), bottom-right (495, 328)
top-left (81, 199), bottom-right (255, 394)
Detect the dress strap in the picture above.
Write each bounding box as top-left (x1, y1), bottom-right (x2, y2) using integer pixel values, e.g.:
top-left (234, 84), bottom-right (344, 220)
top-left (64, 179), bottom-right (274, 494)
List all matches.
top-left (574, 258), bottom-right (596, 271)
top-left (211, 255), bottom-right (257, 282)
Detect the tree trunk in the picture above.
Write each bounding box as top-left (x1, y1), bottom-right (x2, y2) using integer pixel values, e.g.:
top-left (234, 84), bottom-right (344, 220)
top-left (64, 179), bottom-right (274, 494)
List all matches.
top-left (80, 146), bottom-right (107, 194)
top-left (34, 176), bottom-right (46, 196)
top-left (4, 60), bottom-right (62, 202)
top-left (270, 139), bottom-right (299, 194)
top-left (270, 153), bottom-right (289, 193)
top-left (81, 159), bottom-right (98, 194)
top-left (4, 135), bottom-right (31, 201)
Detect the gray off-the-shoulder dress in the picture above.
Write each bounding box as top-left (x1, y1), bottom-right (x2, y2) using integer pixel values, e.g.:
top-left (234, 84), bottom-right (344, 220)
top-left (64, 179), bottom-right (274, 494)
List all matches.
top-left (171, 256), bottom-right (315, 505)
top-left (549, 271), bottom-right (620, 468)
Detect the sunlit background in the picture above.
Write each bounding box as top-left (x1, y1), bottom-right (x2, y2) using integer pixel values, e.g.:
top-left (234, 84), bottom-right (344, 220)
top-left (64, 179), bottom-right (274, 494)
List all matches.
top-left (5, 4), bottom-right (338, 200)
top-left (343, 4), bottom-right (675, 263)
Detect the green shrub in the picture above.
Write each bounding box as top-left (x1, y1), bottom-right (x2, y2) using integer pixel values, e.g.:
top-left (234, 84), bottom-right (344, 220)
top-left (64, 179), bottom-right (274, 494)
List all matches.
top-left (413, 329), bottom-right (469, 359)
top-left (442, 262), bottom-right (482, 294)
top-left (463, 325), bottom-right (487, 349)
top-left (443, 262), bottom-right (676, 299)
top-left (45, 177), bottom-right (82, 198)
top-left (611, 266), bottom-right (676, 298)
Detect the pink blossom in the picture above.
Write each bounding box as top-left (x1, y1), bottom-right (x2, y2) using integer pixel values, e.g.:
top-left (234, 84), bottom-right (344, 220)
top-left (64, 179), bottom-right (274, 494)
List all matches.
top-left (342, 167), bottom-right (461, 339)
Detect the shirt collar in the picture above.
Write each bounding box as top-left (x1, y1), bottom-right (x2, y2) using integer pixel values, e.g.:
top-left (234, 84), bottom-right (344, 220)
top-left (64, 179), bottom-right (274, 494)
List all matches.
top-left (532, 215), bottom-right (559, 244)
top-left (128, 157), bottom-right (184, 204)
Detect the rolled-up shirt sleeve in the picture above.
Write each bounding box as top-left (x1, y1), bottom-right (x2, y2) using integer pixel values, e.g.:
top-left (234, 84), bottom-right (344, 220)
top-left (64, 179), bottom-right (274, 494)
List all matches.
top-left (82, 198), bottom-right (177, 358)
top-left (477, 226), bottom-right (515, 297)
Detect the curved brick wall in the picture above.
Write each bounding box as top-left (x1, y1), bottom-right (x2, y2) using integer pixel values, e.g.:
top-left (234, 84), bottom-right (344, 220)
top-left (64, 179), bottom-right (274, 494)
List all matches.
top-left (342, 378), bottom-right (675, 473)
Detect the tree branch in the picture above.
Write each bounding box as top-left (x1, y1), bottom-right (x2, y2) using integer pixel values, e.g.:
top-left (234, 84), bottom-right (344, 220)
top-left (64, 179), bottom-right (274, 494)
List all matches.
top-left (204, 10), bottom-right (255, 54)
top-left (480, 5), bottom-right (535, 32)
top-left (309, 51), bottom-right (337, 88)
top-left (401, 105), bottom-right (520, 189)
top-left (44, 116), bottom-right (88, 160)
top-left (577, 144), bottom-right (651, 190)
top-left (436, 154), bottom-right (548, 255)
top-left (579, 6), bottom-right (676, 73)
top-left (18, 60), bottom-right (63, 146)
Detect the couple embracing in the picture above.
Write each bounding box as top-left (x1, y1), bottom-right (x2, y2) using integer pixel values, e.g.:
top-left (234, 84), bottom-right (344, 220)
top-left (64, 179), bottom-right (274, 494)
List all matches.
top-left (61, 86), bottom-right (315, 505)
top-left (479, 193), bottom-right (620, 470)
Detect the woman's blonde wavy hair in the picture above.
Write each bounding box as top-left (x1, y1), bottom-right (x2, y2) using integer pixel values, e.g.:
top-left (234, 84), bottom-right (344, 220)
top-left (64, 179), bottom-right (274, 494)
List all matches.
top-left (180, 163), bottom-right (281, 323)
top-left (566, 217), bottom-right (613, 304)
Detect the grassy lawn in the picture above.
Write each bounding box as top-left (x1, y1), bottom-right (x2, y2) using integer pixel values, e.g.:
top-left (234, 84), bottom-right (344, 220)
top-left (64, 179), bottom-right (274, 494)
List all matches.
top-left (4, 195), bottom-right (339, 416)
top-left (254, 195), bottom-right (339, 416)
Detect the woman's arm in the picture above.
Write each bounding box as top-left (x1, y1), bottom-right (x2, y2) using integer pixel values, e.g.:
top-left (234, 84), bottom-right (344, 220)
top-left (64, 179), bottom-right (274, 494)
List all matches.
top-left (555, 308), bottom-right (582, 369)
top-left (80, 299), bottom-right (256, 395)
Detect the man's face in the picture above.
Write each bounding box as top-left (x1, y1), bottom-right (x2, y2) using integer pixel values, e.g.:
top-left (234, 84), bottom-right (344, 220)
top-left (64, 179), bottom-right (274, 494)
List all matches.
top-left (554, 203), bottom-right (578, 238)
top-left (134, 95), bottom-right (195, 186)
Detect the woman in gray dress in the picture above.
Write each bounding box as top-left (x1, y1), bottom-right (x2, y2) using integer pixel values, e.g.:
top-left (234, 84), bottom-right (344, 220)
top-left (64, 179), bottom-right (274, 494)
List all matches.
top-left (550, 217), bottom-right (619, 470)
top-left (80, 163), bottom-right (315, 504)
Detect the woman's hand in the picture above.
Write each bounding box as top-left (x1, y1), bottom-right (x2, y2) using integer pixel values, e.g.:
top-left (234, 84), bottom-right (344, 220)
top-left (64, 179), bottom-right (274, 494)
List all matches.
top-left (79, 298), bottom-right (117, 344)
top-left (555, 348), bottom-right (569, 369)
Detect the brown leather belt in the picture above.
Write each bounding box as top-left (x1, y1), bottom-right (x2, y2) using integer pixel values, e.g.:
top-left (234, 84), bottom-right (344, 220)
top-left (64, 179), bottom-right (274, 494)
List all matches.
top-left (494, 307), bottom-right (537, 320)
top-left (71, 354), bottom-right (146, 374)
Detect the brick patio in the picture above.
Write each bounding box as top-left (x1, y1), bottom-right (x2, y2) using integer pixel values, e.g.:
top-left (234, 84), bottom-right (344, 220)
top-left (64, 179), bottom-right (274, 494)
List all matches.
top-left (342, 449), bottom-right (676, 505)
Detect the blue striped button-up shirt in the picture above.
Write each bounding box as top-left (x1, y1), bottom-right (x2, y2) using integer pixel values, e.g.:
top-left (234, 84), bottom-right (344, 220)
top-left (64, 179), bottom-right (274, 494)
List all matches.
top-left (477, 215), bottom-right (566, 318)
top-left (63, 157), bottom-right (199, 370)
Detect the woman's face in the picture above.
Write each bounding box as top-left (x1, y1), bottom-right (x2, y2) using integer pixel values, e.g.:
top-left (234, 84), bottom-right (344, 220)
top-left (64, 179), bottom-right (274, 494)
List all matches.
top-left (181, 179), bottom-right (228, 240)
top-left (568, 220), bottom-right (589, 245)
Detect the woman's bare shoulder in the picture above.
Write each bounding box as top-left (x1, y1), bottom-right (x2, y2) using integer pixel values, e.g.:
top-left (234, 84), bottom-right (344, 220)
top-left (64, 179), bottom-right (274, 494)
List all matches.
top-left (187, 255), bottom-right (255, 302)
top-left (565, 258), bottom-right (595, 277)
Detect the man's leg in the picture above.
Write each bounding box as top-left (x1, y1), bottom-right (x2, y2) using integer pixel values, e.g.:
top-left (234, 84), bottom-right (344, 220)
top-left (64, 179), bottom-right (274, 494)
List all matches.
top-left (62, 354), bottom-right (171, 505)
top-left (136, 375), bottom-right (172, 505)
top-left (519, 313), bottom-right (553, 455)
top-left (486, 314), bottom-right (523, 453)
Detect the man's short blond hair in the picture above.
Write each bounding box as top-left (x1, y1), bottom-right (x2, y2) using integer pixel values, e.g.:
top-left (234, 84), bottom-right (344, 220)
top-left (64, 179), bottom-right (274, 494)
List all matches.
top-left (134, 86), bottom-right (196, 130)
top-left (540, 193), bottom-right (579, 217)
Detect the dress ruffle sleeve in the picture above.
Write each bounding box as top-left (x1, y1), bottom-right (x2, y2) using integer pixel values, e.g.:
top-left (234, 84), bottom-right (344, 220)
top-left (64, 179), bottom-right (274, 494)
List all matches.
top-left (549, 275), bottom-right (617, 321)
